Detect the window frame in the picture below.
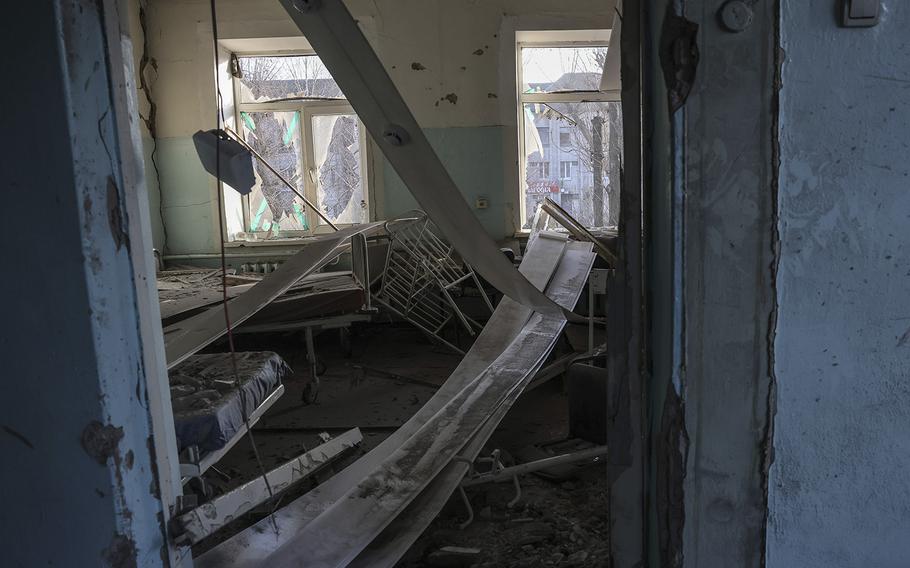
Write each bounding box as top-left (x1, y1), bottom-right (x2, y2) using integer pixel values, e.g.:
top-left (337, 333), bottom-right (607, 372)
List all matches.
top-left (516, 37), bottom-right (619, 229)
top-left (537, 126), bottom-right (551, 146)
top-left (231, 52), bottom-right (371, 239)
top-left (528, 160), bottom-right (551, 179)
top-left (560, 160), bottom-right (577, 180)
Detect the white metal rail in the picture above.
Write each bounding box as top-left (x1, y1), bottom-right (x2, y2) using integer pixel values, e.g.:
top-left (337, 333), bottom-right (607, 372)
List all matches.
top-left (376, 212), bottom-right (493, 353)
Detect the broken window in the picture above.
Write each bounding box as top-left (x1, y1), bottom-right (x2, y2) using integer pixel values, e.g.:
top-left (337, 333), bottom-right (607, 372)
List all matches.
top-left (518, 36), bottom-right (621, 230)
top-left (311, 112), bottom-right (366, 226)
top-left (230, 55), bottom-right (370, 240)
top-left (239, 111), bottom-right (309, 234)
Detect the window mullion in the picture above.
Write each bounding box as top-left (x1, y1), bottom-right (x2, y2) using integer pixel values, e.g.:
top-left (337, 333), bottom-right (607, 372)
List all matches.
top-left (233, 80), bottom-right (252, 234)
top-left (300, 105), bottom-right (318, 233)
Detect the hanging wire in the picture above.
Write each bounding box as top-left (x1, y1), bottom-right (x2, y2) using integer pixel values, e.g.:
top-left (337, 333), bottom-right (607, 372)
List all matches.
top-left (208, 0), bottom-right (281, 535)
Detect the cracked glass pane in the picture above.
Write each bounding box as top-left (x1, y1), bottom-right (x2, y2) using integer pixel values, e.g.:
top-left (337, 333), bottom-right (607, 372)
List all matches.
top-left (240, 111), bottom-right (309, 236)
top-left (312, 113), bottom-right (366, 226)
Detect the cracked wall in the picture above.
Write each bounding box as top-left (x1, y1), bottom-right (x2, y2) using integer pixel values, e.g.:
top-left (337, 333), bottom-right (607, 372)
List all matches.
top-left (767, 2), bottom-right (910, 565)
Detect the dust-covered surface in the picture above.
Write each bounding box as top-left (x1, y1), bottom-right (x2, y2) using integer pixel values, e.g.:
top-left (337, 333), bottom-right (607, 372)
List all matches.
top-left (186, 323), bottom-right (605, 565)
top-left (169, 351), bottom-right (289, 452)
top-left (397, 465), bottom-right (610, 568)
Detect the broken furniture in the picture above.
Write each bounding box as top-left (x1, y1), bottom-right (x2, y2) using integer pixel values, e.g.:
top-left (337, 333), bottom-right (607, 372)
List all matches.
top-left (169, 0), bottom-right (616, 560)
top-left (159, 272), bottom-right (255, 325)
top-left (233, 231), bottom-right (380, 402)
top-left (376, 211), bottom-right (493, 353)
top-left (455, 444), bottom-right (608, 528)
top-left (171, 427), bottom-right (363, 546)
top-left (162, 222), bottom-right (384, 370)
top-left (195, 230), bottom-right (596, 568)
top-left (170, 351), bottom-right (290, 482)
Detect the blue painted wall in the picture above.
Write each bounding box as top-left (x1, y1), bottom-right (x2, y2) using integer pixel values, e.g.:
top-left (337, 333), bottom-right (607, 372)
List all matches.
top-left (768, 2), bottom-right (910, 565)
top-left (2, 2), bottom-right (169, 565)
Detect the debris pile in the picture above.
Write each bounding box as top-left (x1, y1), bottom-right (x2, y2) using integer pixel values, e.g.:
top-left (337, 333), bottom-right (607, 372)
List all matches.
top-left (401, 467), bottom-right (610, 568)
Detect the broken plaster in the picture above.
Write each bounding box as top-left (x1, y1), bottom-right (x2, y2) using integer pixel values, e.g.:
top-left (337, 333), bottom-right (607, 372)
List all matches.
top-left (102, 533), bottom-right (138, 568)
top-left (81, 421), bottom-right (124, 465)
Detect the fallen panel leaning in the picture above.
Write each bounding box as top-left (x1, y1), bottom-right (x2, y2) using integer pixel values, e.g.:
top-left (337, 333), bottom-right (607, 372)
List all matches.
top-left (243, 271), bottom-right (365, 326)
top-left (160, 283), bottom-right (255, 323)
top-left (194, 232), bottom-right (569, 568)
top-left (265, 243), bottom-right (596, 567)
top-left (172, 428), bottom-right (362, 546)
top-left (350, 242), bottom-right (596, 568)
top-left (278, 0), bottom-right (578, 322)
top-left (163, 223), bottom-right (381, 369)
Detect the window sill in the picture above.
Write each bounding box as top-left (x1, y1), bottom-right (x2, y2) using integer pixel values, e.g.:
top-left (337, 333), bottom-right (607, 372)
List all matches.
top-left (224, 239), bottom-right (314, 249)
top-left (223, 223), bottom-right (382, 249)
top-left (224, 231), bottom-right (337, 249)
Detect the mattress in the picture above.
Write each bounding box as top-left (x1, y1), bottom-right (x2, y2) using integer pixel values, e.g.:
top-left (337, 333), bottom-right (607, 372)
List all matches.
top-left (169, 351), bottom-right (290, 453)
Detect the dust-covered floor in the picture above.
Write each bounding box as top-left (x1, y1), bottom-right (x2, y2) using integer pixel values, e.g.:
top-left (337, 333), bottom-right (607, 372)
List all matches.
top-left (398, 465), bottom-right (610, 568)
top-left (190, 321), bottom-right (609, 566)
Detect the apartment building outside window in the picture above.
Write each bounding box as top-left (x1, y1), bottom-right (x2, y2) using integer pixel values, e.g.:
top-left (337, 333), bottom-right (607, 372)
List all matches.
top-left (517, 32), bottom-right (622, 229)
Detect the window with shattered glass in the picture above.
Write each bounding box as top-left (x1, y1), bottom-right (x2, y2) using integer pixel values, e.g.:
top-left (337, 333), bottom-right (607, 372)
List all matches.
top-left (229, 54), bottom-right (369, 240)
top-left (517, 39), bottom-right (622, 230)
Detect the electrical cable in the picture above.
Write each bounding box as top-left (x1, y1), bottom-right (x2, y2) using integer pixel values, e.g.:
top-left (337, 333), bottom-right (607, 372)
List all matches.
top-left (208, 0), bottom-right (280, 535)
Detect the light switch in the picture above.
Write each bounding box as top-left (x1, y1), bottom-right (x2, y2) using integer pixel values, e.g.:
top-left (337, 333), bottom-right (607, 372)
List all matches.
top-left (842, 0), bottom-right (880, 27)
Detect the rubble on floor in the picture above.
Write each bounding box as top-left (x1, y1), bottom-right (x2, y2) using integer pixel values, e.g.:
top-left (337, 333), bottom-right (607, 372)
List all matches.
top-left (401, 465), bottom-right (610, 568)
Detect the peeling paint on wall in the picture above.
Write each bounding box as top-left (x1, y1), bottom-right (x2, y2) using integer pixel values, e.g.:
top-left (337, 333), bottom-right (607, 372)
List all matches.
top-left (659, 10), bottom-right (698, 113)
top-left (82, 421), bottom-right (125, 466)
top-left (102, 533), bottom-right (138, 568)
top-left (657, 384), bottom-right (688, 568)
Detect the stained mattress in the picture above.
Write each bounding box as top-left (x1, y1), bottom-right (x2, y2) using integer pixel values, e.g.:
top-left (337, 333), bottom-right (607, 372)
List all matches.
top-left (169, 351), bottom-right (290, 452)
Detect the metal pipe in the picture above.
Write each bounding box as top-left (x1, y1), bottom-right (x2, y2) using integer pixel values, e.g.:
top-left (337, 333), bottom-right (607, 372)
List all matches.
top-left (542, 197), bottom-right (619, 266)
top-left (222, 126), bottom-right (339, 231)
top-left (461, 445), bottom-right (608, 487)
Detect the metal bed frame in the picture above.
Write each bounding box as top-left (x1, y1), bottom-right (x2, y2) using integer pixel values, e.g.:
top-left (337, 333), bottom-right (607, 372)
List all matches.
top-left (375, 211), bottom-right (493, 353)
